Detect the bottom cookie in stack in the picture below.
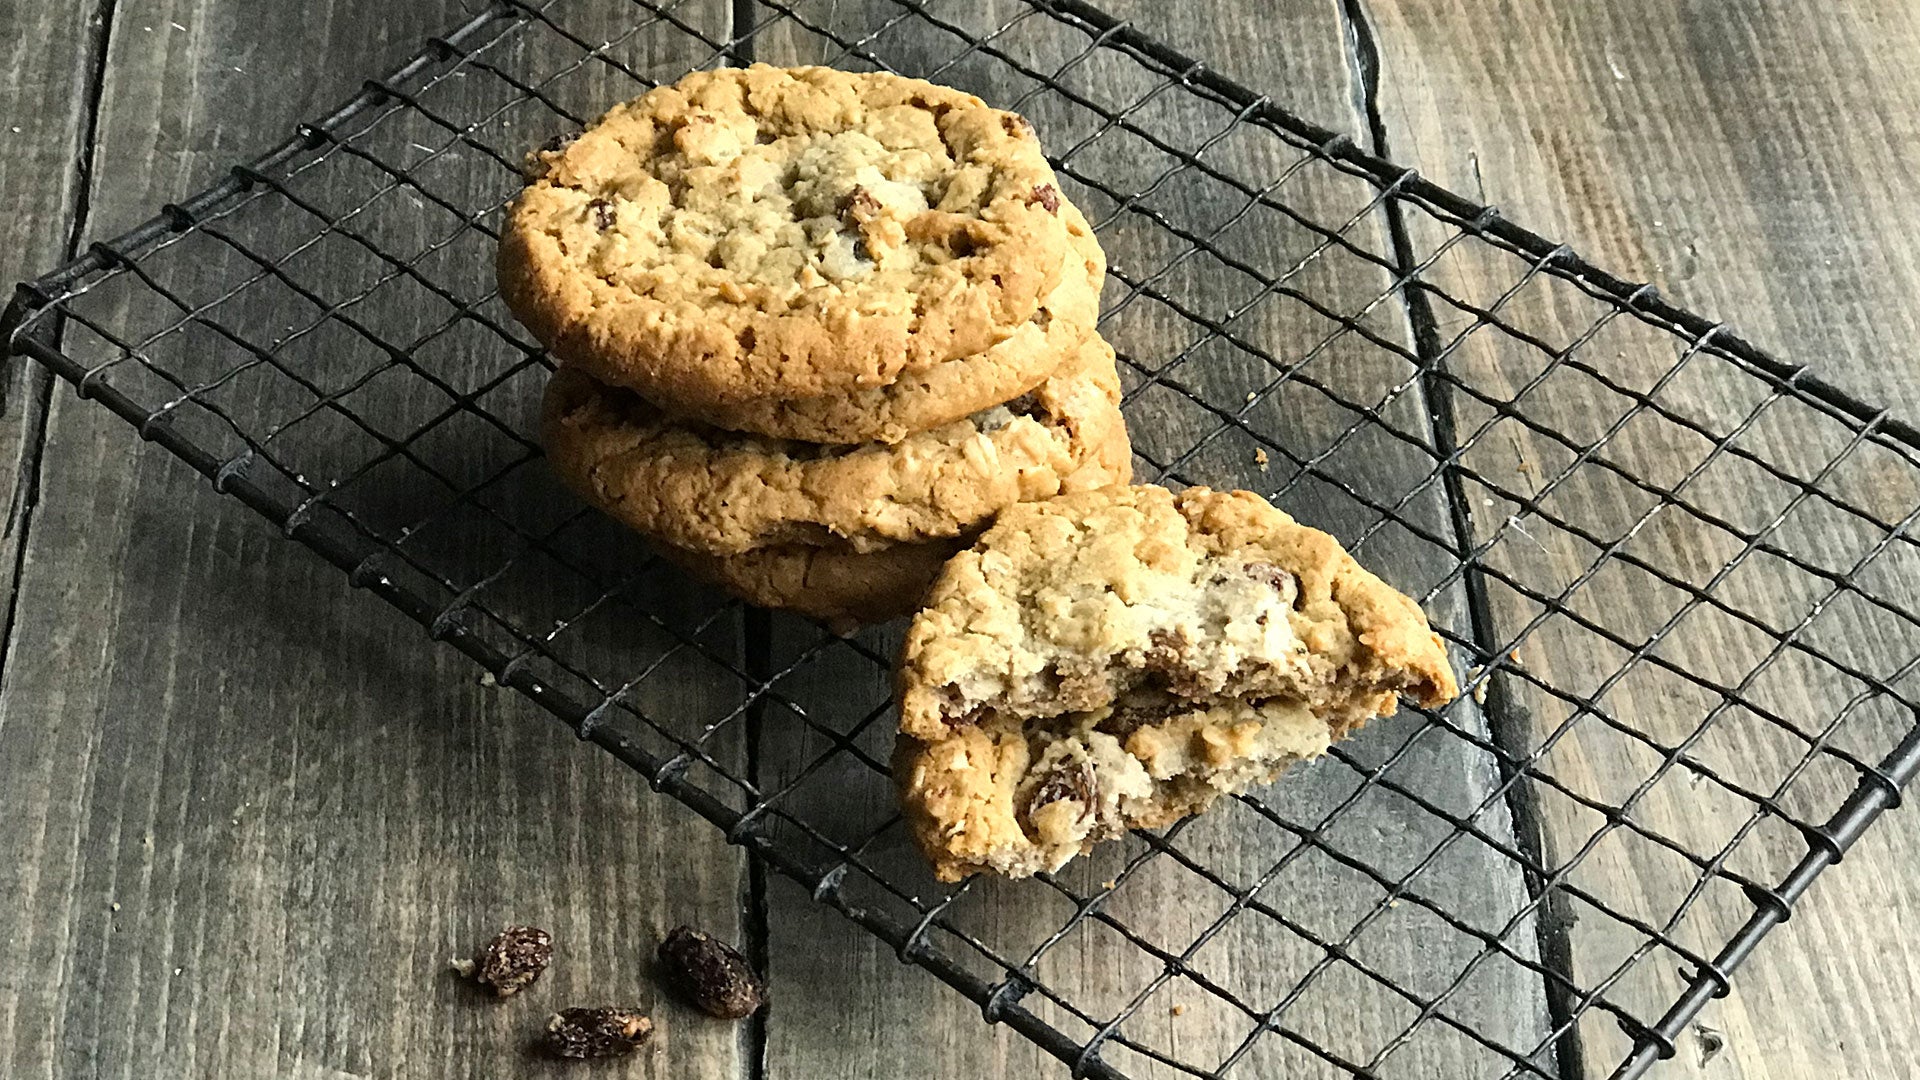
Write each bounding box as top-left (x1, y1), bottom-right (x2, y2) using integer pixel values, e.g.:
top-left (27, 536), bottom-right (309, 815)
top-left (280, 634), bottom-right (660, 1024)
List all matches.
top-left (542, 336), bottom-right (1133, 624)
top-left (658, 538), bottom-right (969, 625)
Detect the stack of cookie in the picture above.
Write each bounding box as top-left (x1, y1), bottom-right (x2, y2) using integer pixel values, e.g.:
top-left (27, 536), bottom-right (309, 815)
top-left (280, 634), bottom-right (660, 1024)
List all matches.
top-left (500, 65), bottom-right (1130, 624)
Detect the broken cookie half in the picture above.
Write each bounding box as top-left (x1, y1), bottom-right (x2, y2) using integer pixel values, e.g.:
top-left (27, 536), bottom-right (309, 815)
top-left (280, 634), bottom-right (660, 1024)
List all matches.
top-left (894, 484), bottom-right (1458, 881)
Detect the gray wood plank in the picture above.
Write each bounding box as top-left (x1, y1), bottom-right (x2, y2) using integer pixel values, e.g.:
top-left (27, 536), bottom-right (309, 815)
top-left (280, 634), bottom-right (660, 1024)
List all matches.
top-left (748, 2), bottom-right (1556, 1077)
top-left (0, 0), bottom-right (101, 647)
top-left (0, 2), bottom-right (755, 1078)
top-left (1362, 0), bottom-right (1920, 1076)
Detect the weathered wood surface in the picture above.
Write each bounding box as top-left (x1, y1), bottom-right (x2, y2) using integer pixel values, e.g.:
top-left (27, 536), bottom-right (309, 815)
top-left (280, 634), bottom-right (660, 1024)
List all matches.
top-left (0, 2), bottom-right (751, 1079)
top-left (0, 1), bottom-right (100, 652)
top-left (2, 1), bottom-right (1916, 1078)
top-left (1356, 0), bottom-right (1920, 1076)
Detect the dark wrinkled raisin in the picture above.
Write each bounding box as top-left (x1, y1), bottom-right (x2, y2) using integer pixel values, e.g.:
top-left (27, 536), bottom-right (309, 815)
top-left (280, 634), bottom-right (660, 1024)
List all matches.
top-left (540, 131), bottom-right (577, 155)
top-left (465, 925), bottom-right (551, 997)
top-left (1242, 562), bottom-right (1291, 592)
top-left (1001, 113), bottom-right (1036, 138)
top-left (588, 198), bottom-right (616, 231)
top-left (545, 1007), bottom-right (652, 1059)
top-left (658, 926), bottom-right (767, 1019)
top-left (1024, 760), bottom-right (1095, 822)
top-left (1026, 183), bottom-right (1061, 214)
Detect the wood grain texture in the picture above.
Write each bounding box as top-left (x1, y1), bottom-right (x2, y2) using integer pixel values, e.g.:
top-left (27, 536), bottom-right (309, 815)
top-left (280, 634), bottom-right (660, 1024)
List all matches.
top-left (1361, 0), bottom-right (1920, 1076)
top-left (8, 2), bottom-right (1919, 1079)
top-left (0, 2), bottom-right (752, 1078)
top-left (748, 3), bottom-right (1553, 1078)
top-left (0, 0), bottom-right (102, 649)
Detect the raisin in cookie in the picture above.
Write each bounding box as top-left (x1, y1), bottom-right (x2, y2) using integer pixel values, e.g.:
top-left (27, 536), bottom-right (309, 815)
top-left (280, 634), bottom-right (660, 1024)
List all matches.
top-left (500, 65), bottom-right (1075, 410)
top-left (541, 337), bottom-right (1132, 556)
top-left (893, 484), bottom-right (1457, 879)
top-left (683, 200), bottom-right (1104, 444)
top-left (662, 537), bottom-right (967, 625)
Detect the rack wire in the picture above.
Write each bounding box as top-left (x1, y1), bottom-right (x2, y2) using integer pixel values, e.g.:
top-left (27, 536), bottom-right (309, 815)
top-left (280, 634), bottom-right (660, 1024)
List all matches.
top-left (5, 1), bottom-right (1918, 1077)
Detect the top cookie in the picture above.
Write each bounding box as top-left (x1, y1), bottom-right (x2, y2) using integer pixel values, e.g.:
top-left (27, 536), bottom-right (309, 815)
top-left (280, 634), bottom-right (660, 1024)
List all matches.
top-left (896, 484), bottom-right (1458, 742)
top-left (499, 65), bottom-right (1076, 410)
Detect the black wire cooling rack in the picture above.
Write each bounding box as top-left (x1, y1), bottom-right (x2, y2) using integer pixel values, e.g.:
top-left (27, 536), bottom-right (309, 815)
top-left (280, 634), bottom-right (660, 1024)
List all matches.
top-left (7, 1), bottom-right (1919, 1077)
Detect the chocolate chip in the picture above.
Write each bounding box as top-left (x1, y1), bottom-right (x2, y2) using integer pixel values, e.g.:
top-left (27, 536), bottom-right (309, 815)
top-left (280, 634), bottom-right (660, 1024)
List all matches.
top-left (545, 1007), bottom-right (652, 1059)
top-left (588, 198), bottom-right (616, 232)
top-left (467, 925), bottom-right (552, 997)
top-left (658, 926), bottom-right (767, 1019)
top-left (1026, 184), bottom-right (1061, 214)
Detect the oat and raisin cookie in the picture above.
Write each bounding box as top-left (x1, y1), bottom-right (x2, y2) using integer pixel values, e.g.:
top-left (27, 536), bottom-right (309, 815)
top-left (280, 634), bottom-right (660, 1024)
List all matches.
top-left (662, 537), bottom-right (966, 626)
top-left (499, 64), bottom-right (1076, 410)
top-left (893, 484), bottom-right (1457, 879)
top-left (541, 337), bottom-right (1132, 556)
top-left (684, 201), bottom-right (1105, 444)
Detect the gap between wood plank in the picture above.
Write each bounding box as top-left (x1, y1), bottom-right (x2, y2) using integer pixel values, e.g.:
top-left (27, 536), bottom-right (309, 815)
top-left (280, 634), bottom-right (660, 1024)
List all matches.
top-left (0, 0), bottom-right (119, 692)
top-left (1334, 0), bottom-right (1588, 1076)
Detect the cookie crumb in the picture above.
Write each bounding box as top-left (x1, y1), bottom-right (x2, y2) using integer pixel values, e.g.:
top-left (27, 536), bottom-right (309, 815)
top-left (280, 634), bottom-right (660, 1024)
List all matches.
top-left (464, 925), bottom-right (553, 997)
top-left (449, 957), bottom-right (477, 978)
top-left (1100, 879), bottom-right (1117, 891)
top-left (109, 902), bottom-right (121, 912)
top-left (1169, 1004), bottom-right (1187, 1017)
top-left (1253, 448), bottom-right (1269, 470)
top-left (545, 1007), bottom-right (652, 1059)
top-left (658, 926), bottom-right (767, 1019)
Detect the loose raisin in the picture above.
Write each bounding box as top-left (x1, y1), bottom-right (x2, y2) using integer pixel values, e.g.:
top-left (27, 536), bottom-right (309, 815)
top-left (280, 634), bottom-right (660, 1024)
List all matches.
top-left (657, 926), bottom-right (767, 1019)
top-left (545, 1007), bottom-right (653, 1059)
top-left (468, 925), bottom-right (552, 997)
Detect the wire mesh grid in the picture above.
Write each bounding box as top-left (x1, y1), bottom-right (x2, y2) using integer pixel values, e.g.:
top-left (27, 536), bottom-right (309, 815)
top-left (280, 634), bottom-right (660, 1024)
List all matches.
top-left (5, 1), bottom-right (1919, 1077)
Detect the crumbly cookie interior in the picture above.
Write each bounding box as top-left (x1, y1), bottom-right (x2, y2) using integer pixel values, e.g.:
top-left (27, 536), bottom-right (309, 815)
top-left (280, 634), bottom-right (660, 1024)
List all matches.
top-left (927, 552), bottom-right (1403, 738)
top-left (1003, 695), bottom-right (1328, 876)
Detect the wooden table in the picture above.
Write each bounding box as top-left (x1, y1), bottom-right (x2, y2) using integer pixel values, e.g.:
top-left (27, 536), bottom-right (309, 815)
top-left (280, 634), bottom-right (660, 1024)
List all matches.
top-left (3, 1), bottom-right (1916, 1077)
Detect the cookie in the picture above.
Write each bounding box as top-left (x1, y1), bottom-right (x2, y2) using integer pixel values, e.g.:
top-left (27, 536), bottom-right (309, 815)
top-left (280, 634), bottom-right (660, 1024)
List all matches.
top-left (499, 64), bottom-right (1076, 410)
top-left (893, 484), bottom-right (1457, 879)
top-left (895, 697), bottom-right (1333, 881)
top-left (541, 336), bottom-right (1133, 556)
top-left (661, 537), bottom-right (966, 625)
top-left (683, 200), bottom-right (1105, 444)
